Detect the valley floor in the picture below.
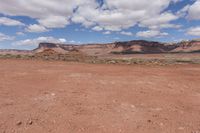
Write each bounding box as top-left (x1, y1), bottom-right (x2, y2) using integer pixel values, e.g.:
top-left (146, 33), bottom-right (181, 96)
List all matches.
top-left (0, 59), bottom-right (200, 133)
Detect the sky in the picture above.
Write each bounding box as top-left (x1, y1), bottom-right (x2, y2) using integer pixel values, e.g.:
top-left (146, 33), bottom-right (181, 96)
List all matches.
top-left (0, 0), bottom-right (200, 50)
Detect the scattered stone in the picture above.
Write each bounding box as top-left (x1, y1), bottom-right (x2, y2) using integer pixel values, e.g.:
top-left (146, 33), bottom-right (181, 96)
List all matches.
top-left (160, 123), bottom-right (164, 126)
top-left (16, 121), bottom-right (22, 126)
top-left (92, 61), bottom-right (96, 64)
top-left (27, 120), bottom-right (33, 125)
top-left (51, 93), bottom-right (55, 96)
top-left (147, 120), bottom-right (152, 123)
top-left (109, 60), bottom-right (116, 64)
top-left (131, 105), bottom-right (136, 108)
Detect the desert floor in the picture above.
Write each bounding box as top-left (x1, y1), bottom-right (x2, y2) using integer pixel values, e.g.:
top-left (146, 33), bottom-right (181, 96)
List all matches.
top-left (0, 59), bottom-right (200, 133)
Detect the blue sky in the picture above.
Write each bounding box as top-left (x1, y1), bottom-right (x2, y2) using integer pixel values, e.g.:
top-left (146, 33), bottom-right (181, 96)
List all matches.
top-left (0, 0), bottom-right (200, 50)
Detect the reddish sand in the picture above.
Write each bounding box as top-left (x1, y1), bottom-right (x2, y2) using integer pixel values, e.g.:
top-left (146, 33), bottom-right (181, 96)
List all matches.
top-left (0, 59), bottom-right (200, 133)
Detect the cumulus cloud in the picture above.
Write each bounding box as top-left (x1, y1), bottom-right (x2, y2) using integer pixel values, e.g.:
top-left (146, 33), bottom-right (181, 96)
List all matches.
top-left (26, 24), bottom-right (48, 33)
top-left (38, 16), bottom-right (69, 28)
top-left (136, 30), bottom-right (169, 38)
top-left (103, 31), bottom-right (111, 35)
top-left (187, 0), bottom-right (200, 20)
top-left (0, 17), bottom-right (24, 26)
top-left (0, 33), bottom-right (14, 41)
top-left (186, 27), bottom-right (200, 36)
top-left (0, 0), bottom-right (87, 29)
top-left (178, 0), bottom-right (200, 20)
top-left (139, 12), bottom-right (180, 30)
top-left (72, 0), bottom-right (180, 31)
top-left (177, 4), bottom-right (190, 17)
top-left (13, 36), bottom-right (67, 46)
top-left (120, 31), bottom-right (133, 36)
top-left (0, 0), bottom-right (181, 32)
top-left (92, 26), bottom-right (103, 31)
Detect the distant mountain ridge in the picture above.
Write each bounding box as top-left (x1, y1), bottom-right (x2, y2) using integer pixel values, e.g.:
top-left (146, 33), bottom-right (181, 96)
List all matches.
top-left (1, 40), bottom-right (200, 55)
top-left (34, 40), bottom-right (200, 55)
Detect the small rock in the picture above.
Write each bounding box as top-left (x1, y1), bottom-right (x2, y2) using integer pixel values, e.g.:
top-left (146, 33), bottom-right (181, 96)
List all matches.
top-left (160, 123), bottom-right (164, 126)
top-left (131, 105), bottom-right (135, 108)
top-left (16, 121), bottom-right (22, 126)
top-left (51, 93), bottom-right (55, 96)
top-left (109, 60), bottom-right (116, 64)
top-left (27, 120), bottom-right (33, 125)
top-left (147, 120), bottom-right (152, 123)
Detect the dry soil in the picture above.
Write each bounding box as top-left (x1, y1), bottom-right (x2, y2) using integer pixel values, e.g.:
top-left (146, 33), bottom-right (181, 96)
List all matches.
top-left (0, 59), bottom-right (200, 133)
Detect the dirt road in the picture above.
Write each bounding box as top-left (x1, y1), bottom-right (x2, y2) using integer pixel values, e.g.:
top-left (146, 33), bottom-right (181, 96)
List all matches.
top-left (0, 59), bottom-right (200, 133)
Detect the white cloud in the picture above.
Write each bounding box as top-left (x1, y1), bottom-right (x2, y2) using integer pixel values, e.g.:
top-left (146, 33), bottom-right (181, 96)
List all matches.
top-left (187, 0), bottom-right (200, 20)
top-left (0, 17), bottom-right (24, 26)
top-left (16, 32), bottom-right (25, 36)
top-left (0, 0), bottom-right (87, 29)
top-left (136, 30), bottom-right (169, 38)
top-left (179, 0), bottom-right (200, 20)
top-left (59, 38), bottom-right (67, 43)
top-left (177, 4), bottom-right (190, 17)
top-left (26, 24), bottom-right (48, 33)
top-left (72, 13), bottom-right (95, 28)
top-left (0, 33), bottom-right (14, 41)
top-left (73, 0), bottom-right (179, 31)
top-left (38, 16), bottom-right (69, 28)
top-left (13, 36), bottom-right (67, 46)
top-left (103, 31), bottom-right (111, 34)
top-left (0, 0), bottom-right (181, 31)
top-left (69, 40), bottom-right (75, 43)
top-left (186, 26), bottom-right (200, 36)
top-left (92, 26), bottom-right (103, 31)
top-left (120, 31), bottom-right (133, 36)
top-left (139, 12), bottom-right (180, 30)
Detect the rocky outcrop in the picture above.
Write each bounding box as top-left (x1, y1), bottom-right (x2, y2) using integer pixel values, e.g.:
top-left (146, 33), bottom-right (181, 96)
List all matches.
top-left (111, 40), bottom-right (179, 54)
top-left (1, 40), bottom-right (200, 56)
top-left (172, 40), bottom-right (200, 53)
top-left (34, 43), bottom-right (78, 53)
top-left (33, 40), bottom-right (200, 55)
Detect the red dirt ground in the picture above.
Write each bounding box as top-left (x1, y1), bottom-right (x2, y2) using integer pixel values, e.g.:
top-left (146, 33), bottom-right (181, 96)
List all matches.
top-left (0, 59), bottom-right (200, 133)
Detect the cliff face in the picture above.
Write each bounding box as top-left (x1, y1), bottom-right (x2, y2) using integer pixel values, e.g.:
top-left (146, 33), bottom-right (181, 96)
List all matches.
top-left (33, 40), bottom-right (200, 56)
top-left (34, 43), bottom-right (78, 53)
top-left (111, 40), bottom-right (178, 54)
top-left (172, 40), bottom-right (200, 53)
top-left (1, 40), bottom-right (200, 56)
